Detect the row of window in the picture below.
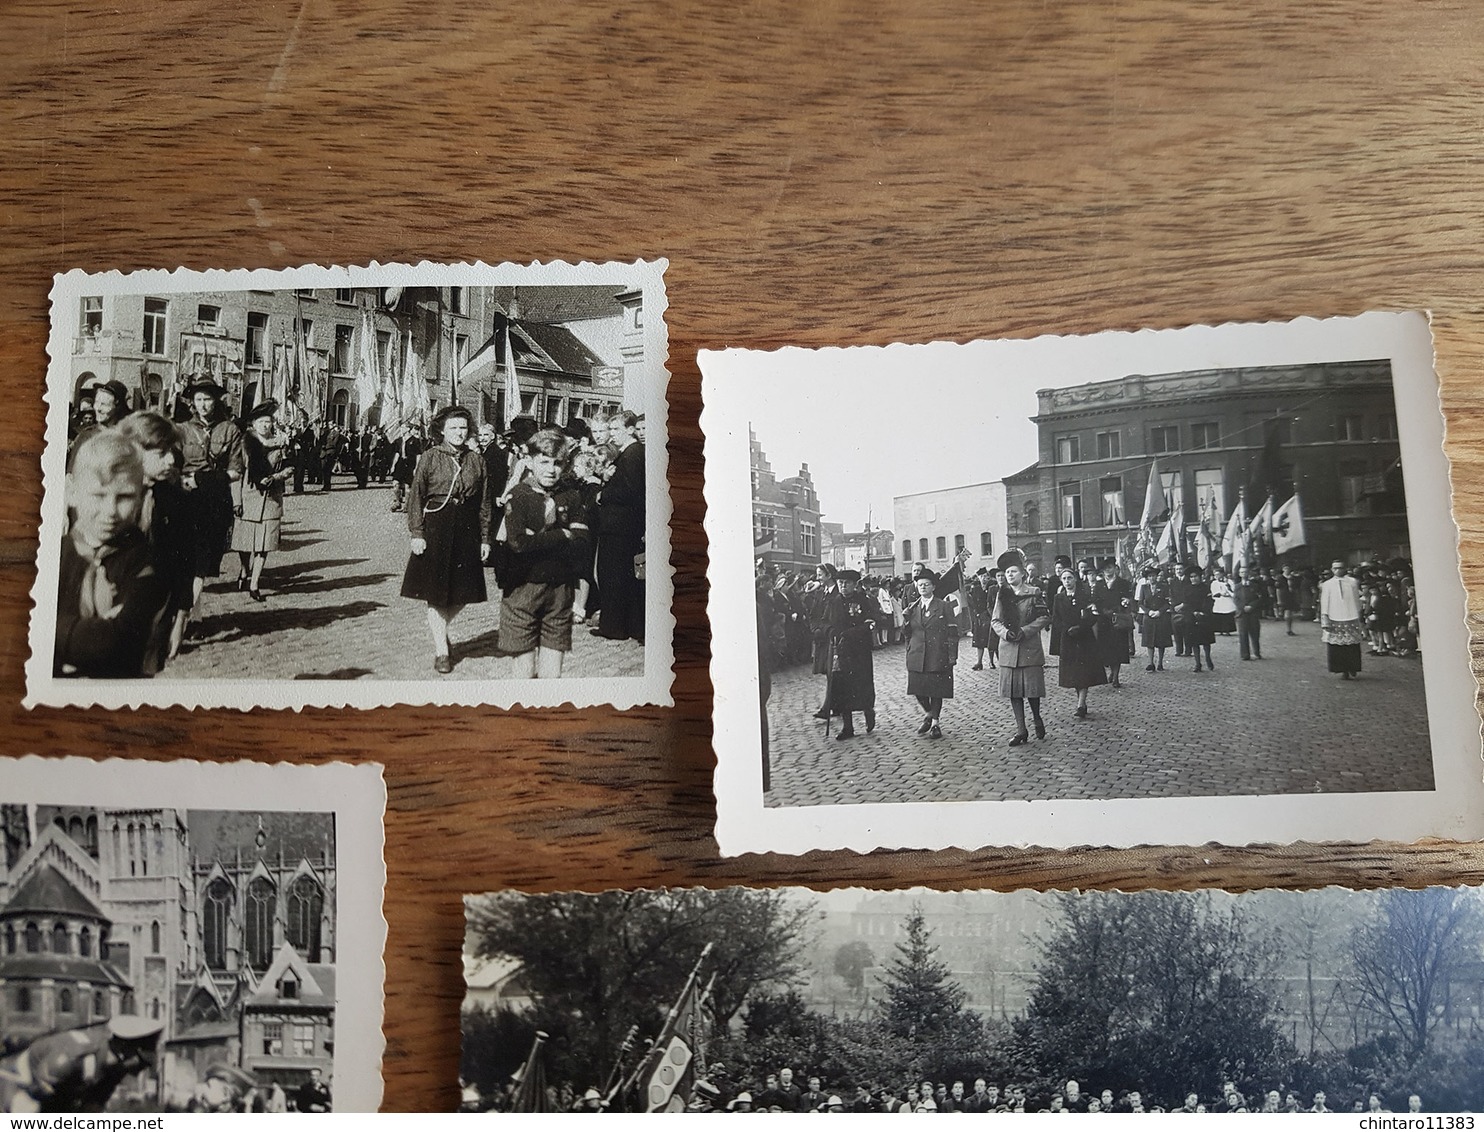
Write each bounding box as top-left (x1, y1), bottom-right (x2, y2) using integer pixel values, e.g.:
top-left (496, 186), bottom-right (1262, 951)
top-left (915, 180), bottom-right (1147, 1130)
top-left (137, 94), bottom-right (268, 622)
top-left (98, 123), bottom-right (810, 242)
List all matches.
top-left (1, 918), bottom-right (164, 958)
top-left (900, 533), bottom-right (994, 562)
top-left (201, 874), bottom-right (325, 971)
top-left (84, 289), bottom-right (472, 366)
top-left (10, 985), bottom-right (117, 1017)
top-left (1052, 414), bottom-right (1396, 464)
top-left (261, 1018), bottom-right (320, 1057)
top-left (750, 514), bottom-right (818, 558)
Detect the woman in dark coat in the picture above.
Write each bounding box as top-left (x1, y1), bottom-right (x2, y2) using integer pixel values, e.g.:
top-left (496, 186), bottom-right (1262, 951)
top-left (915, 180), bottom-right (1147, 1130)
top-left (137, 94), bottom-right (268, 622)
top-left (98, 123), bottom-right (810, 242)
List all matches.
top-left (827, 570), bottom-right (878, 740)
top-left (230, 400), bottom-right (294, 601)
top-left (903, 568), bottom-right (958, 740)
top-left (176, 379), bottom-right (244, 621)
top-left (1181, 563), bottom-right (1216, 671)
top-left (401, 406), bottom-right (492, 673)
top-left (1091, 558), bottom-right (1135, 688)
top-left (805, 563), bottom-right (839, 720)
top-left (968, 571), bottom-right (998, 670)
top-left (1136, 563), bottom-right (1173, 671)
top-left (1051, 566), bottom-right (1107, 718)
top-left (992, 549), bottom-right (1053, 746)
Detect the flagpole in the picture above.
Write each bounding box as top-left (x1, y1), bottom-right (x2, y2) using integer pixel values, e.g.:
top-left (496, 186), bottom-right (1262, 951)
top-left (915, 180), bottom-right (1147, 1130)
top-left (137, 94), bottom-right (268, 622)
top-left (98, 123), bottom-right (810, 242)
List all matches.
top-left (615, 942), bottom-right (714, 1108)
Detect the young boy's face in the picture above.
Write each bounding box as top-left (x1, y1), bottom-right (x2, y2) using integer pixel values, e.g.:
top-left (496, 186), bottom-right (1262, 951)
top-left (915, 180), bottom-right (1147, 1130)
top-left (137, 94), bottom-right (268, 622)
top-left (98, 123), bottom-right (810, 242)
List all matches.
top-left (70, 462), bottom-right (144, 547)
top-left (139, 446), bottom-right (177, 485)
top-left (531, 451), bottom-right (562, 489)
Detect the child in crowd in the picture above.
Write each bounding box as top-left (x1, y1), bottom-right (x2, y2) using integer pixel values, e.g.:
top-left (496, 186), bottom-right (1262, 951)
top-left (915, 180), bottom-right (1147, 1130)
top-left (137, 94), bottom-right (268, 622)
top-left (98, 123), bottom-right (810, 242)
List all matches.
top-left (54, 431), bottom-right (173, 677)
top-left (498, 428), bottom-right (591, 678)
top-left (117, 410), bottom-right (196, 660)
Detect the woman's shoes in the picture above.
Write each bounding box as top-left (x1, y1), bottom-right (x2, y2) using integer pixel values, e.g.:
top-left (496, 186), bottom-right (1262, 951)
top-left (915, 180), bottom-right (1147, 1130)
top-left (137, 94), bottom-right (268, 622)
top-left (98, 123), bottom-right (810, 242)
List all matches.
top-left (916, 717), bottom-right (933, 735)
top-left (929, 723), bottom-right (943, 740)
top-left (236, 575), bottom-right (249, 592)
top-left (249, 589), bottom-right (266, 603)
top-left (1073, 705), bottom-right (1088, 719)
top-left (1145, 663), bottom-right (1156, 672)
top-left (433, 655), bottom-right (453, 674)
top-left (971, 662), bottom-right (983, 670)
top-left (1009, 731), bottom-right (1029, 747)
top-left (1033, 718), bottom-right (1046, 739)
top-left (835, 727), bottom-right (855, 741)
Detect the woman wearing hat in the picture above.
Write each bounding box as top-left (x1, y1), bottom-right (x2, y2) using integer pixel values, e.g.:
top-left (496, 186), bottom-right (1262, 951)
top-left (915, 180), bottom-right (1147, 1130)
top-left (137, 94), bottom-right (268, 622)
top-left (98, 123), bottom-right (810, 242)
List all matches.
top-left (66, 378), bottom-right (130, 469)
top-left (178, 378), bottom-right (245, 619)
top-left (230, 400), bottom-right (294, 601)
top-left (1051, 562), bottom-right (1106, 718)
top-left (1136, 562), bottom-right (1173, 671)
top-left (991, 549), bottom-right (1053, 745)
top-left (402, 405), bottom-right (492, 673)
top-left (825, 568), bottom-right (878, 740)
top-left (904, 566), bottom-right (959, 740)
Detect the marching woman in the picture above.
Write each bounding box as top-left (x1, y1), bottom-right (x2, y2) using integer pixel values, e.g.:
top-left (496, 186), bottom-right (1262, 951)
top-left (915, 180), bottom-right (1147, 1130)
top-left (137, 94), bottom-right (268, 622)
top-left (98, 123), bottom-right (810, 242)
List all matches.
top-left (903, 568), bottom-right (959, 740)
top-left (1092, 557), bottom-right (1135, 688)
top-left (1051, 564), bottom-right (1106, 719)
top-left (401, 406), bottom-right (492, 673)
top-left (230, 401), bottom-right (294, 602)
top-left (1137, 563), bottom-right (1173, 671)
top-left (1183, 563), bottom-right (1216, 670)
top-left (991, 549), bottom-right (1053, 746)
top-left (826, 570), bottom-right (878, 740)
top-left (177, 378), bottom-right (244, 625)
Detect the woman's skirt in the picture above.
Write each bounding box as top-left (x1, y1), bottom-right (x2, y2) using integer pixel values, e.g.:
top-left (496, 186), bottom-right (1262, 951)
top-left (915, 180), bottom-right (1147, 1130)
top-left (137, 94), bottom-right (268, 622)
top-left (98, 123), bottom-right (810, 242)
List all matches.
top-left (230, 515), bottom-right (282, 553)
top-left (999, 664), bottom-right (1045, 699)
top-left (907, 668), bottom-right (954, 700)
top-left (1211, 611), bottom-right (1236, 634)
top-left (1324, 619), bottom-right (1365, 673)
top-left (1057, 634), bottom-right (1109, 689)
top-left (401, 499), bottom-right (487, 607)
top-left (1140, 612), bottom-right (1173, 649)
top-left (971, 615), bottom-right (996, 650)
top-left (183, 478), bottom-right (233, 577)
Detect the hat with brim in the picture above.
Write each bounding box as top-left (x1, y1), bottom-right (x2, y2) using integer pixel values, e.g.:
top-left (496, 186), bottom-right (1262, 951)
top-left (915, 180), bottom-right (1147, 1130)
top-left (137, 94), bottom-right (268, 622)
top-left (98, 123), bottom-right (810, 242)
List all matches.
top-left (996, 548), bottom-right (1027, 573)
top-left (108, 1014), bottom-right (164, 1042)
top-left (91, 379), bottom-right (131, 407)
top-left (430, 405), bottom-right (474, 434)
top-left (243, 399), bottom-right (279, 425)
top-left (183, 378), bottom-right (228, 401)
top-left (838, 569), bottom-right (862, 582)
top-left (916, 567), bottom-right (939, 584)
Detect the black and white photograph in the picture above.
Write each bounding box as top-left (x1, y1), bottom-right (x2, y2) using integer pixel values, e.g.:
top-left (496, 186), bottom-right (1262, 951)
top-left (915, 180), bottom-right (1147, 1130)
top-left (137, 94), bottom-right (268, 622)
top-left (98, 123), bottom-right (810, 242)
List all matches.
top-left (27, 259), bottom-right (673, 711)
top-left (702, 313), bottom-right (1483, 854)
top-left (0, 756), bottom-right (385, 1112)
top-left (462, 883), bottom-right (1484, 1113)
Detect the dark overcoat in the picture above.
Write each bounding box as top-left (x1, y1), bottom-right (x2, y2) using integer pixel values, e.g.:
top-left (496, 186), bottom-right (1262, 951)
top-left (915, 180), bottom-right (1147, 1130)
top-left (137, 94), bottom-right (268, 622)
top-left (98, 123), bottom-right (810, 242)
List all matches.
top-left (904, 596), bottom-right (959, 699)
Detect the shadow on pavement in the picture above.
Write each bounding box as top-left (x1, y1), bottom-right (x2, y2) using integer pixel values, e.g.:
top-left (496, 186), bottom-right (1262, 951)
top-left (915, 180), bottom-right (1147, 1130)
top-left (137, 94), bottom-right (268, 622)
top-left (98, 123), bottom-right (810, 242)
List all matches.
top-left (187, 600), bottom-right (385, 648)
top-left (293, 667), bottom-right (375, 680)
top-left (278, 572), bottom-right (396, 596)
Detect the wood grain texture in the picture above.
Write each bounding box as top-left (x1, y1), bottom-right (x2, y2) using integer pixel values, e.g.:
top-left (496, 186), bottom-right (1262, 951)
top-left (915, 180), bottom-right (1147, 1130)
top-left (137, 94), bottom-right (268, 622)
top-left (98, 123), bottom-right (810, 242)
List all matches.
top-left (5, 0), bottom-right (1484, 1109)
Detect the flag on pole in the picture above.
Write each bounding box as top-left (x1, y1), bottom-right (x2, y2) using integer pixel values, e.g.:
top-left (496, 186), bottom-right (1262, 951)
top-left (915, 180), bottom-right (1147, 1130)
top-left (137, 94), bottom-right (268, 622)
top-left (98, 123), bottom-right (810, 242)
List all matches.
top-left (1155, 517), bottom-right (1174, 564)
top-left (1139, 459), bottom-right (1166, 529)
top-left (354, 309), bottom-right (380, 428)
top-left (502, 314), bottom-right (521, 427)
top-left (1247, 495), bottom-right (1273, 547)
top-left (631, 943), bottom-right (713, 1113)
top-left (1221, 496), bottom-right (1248, 564)
top-left (1271, 493), bottom-right (1308, 554)
top-left (511, 1031), bottom-right (554, 1113)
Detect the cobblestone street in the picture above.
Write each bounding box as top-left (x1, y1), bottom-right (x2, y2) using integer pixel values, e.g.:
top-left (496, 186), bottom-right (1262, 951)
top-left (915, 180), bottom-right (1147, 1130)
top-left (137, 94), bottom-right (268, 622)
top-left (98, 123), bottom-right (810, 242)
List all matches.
top-left (165, 480), bottom-right (644, 682)
top-left (764, 624), bottom-right (1434, 806)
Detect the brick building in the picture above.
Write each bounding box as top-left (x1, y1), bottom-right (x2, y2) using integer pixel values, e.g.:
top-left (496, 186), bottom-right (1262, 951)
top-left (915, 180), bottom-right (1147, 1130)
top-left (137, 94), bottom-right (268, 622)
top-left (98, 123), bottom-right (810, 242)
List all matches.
top-left (751, 429), bottom-right (823, 574)
top-left (1013, 361), bottom-right (1409, 571)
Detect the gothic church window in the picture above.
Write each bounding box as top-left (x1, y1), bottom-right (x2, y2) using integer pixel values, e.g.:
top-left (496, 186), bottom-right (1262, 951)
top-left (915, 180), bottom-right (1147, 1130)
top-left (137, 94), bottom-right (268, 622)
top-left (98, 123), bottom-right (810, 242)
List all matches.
top-left (204, 878), bottom-right (232, 970)
top-left (287, 875), bottom-right (324, 963)
top-left (246, 877), bottom-right (276, 971)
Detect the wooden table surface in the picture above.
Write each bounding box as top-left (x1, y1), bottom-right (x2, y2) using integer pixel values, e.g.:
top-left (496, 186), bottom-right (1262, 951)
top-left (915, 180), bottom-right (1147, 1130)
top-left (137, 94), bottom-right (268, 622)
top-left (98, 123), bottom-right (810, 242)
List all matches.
top-left (5, 0), bottom-right (1484, 1110)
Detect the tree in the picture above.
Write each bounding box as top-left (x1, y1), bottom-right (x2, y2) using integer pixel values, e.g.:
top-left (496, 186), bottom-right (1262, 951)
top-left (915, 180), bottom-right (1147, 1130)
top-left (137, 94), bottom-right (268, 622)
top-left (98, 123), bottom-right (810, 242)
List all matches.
top-left (1016, 891), bottom-right (1291, 1101)
top-left (878, 907), bottom-right (989, 1082)
top-left (1349, 887), bottom-right (1484, 1061)
top-left (833, 940), bottom-right (875, 994)
top-left (465, 888), bottom-right (817, 1086)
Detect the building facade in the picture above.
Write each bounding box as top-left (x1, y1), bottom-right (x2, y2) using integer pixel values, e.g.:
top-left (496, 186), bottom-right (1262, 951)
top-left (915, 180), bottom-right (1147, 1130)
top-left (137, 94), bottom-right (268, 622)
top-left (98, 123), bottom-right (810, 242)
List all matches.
top-left (894, 482), bottom-right (1009, 579)
top-left (824, 529), bottom-right (897, 576)
top-left (751, 430), bottom-right (823, 575)
top-left (0, 806), bottom-right (336, 1105)
top-left (65, 283), bottom-right (638, 433)
top-left (1016, 361), bottom-right (1409, 571)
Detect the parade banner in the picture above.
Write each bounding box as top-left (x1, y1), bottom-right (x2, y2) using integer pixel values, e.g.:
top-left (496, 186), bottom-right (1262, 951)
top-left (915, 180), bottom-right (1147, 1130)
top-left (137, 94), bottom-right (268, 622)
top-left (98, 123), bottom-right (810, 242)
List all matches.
top-left (1272, 493), bottom-right (1308, 554)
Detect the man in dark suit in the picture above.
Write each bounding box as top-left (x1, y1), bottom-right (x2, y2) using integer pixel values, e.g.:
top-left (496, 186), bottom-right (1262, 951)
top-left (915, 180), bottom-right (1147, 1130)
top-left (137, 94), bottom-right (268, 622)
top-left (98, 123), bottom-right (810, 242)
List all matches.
top-left (594, 411), bottom-right (645, 643)
top-left (476, 422), bottom-right (509, 501)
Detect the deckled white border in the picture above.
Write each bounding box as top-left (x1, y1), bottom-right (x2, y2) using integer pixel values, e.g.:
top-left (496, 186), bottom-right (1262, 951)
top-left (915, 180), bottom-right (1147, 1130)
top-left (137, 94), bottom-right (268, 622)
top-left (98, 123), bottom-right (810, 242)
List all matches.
top-left (26, 259), bottom-right (674, 711)
top-left (0, 756), bottom-right (387, 1112)
top-left (702, 312), bottom-right (1484, 856)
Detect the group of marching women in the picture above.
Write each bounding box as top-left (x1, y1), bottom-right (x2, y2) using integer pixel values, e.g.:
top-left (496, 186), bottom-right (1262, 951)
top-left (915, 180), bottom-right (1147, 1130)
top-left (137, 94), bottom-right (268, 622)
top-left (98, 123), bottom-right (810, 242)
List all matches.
top-left (756, 547), bottom-right (1420, 750)
top-left (58, 378), bottom-right (647, 680)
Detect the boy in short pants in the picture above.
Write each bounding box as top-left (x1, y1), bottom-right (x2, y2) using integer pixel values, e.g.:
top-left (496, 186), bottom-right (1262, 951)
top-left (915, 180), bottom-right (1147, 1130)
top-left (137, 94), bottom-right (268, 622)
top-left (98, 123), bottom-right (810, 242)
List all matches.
top-left (498, 428), bottom-right (591, 678)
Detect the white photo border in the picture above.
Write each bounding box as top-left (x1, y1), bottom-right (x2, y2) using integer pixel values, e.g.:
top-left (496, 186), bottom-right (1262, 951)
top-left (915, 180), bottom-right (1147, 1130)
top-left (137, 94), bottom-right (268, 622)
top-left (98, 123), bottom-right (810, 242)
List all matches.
top-left (28, 259), bottom-right (673, 712)
top-left (0, 755), bottom-right (387, 1112)
top-left (702, 312), bottom-right (1484, 855)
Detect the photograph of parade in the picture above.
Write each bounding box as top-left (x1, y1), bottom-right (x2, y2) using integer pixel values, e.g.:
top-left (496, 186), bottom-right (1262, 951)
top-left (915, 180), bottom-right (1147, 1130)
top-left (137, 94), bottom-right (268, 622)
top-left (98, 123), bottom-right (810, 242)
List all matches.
top-left (0, 802), bottom-right (340, 1112)
top-left (32, 264), bottom-right (668, 706)
top-left (461, 884), bottom-right (1484, 1113)
top-left (743, 352), bottom-right (1434, 809)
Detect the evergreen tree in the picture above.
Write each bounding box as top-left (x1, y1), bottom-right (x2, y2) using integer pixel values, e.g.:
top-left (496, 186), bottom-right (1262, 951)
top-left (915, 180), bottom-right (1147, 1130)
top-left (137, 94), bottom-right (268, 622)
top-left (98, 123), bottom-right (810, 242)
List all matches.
top-left (882, 908), bottom-right (966, 1041)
